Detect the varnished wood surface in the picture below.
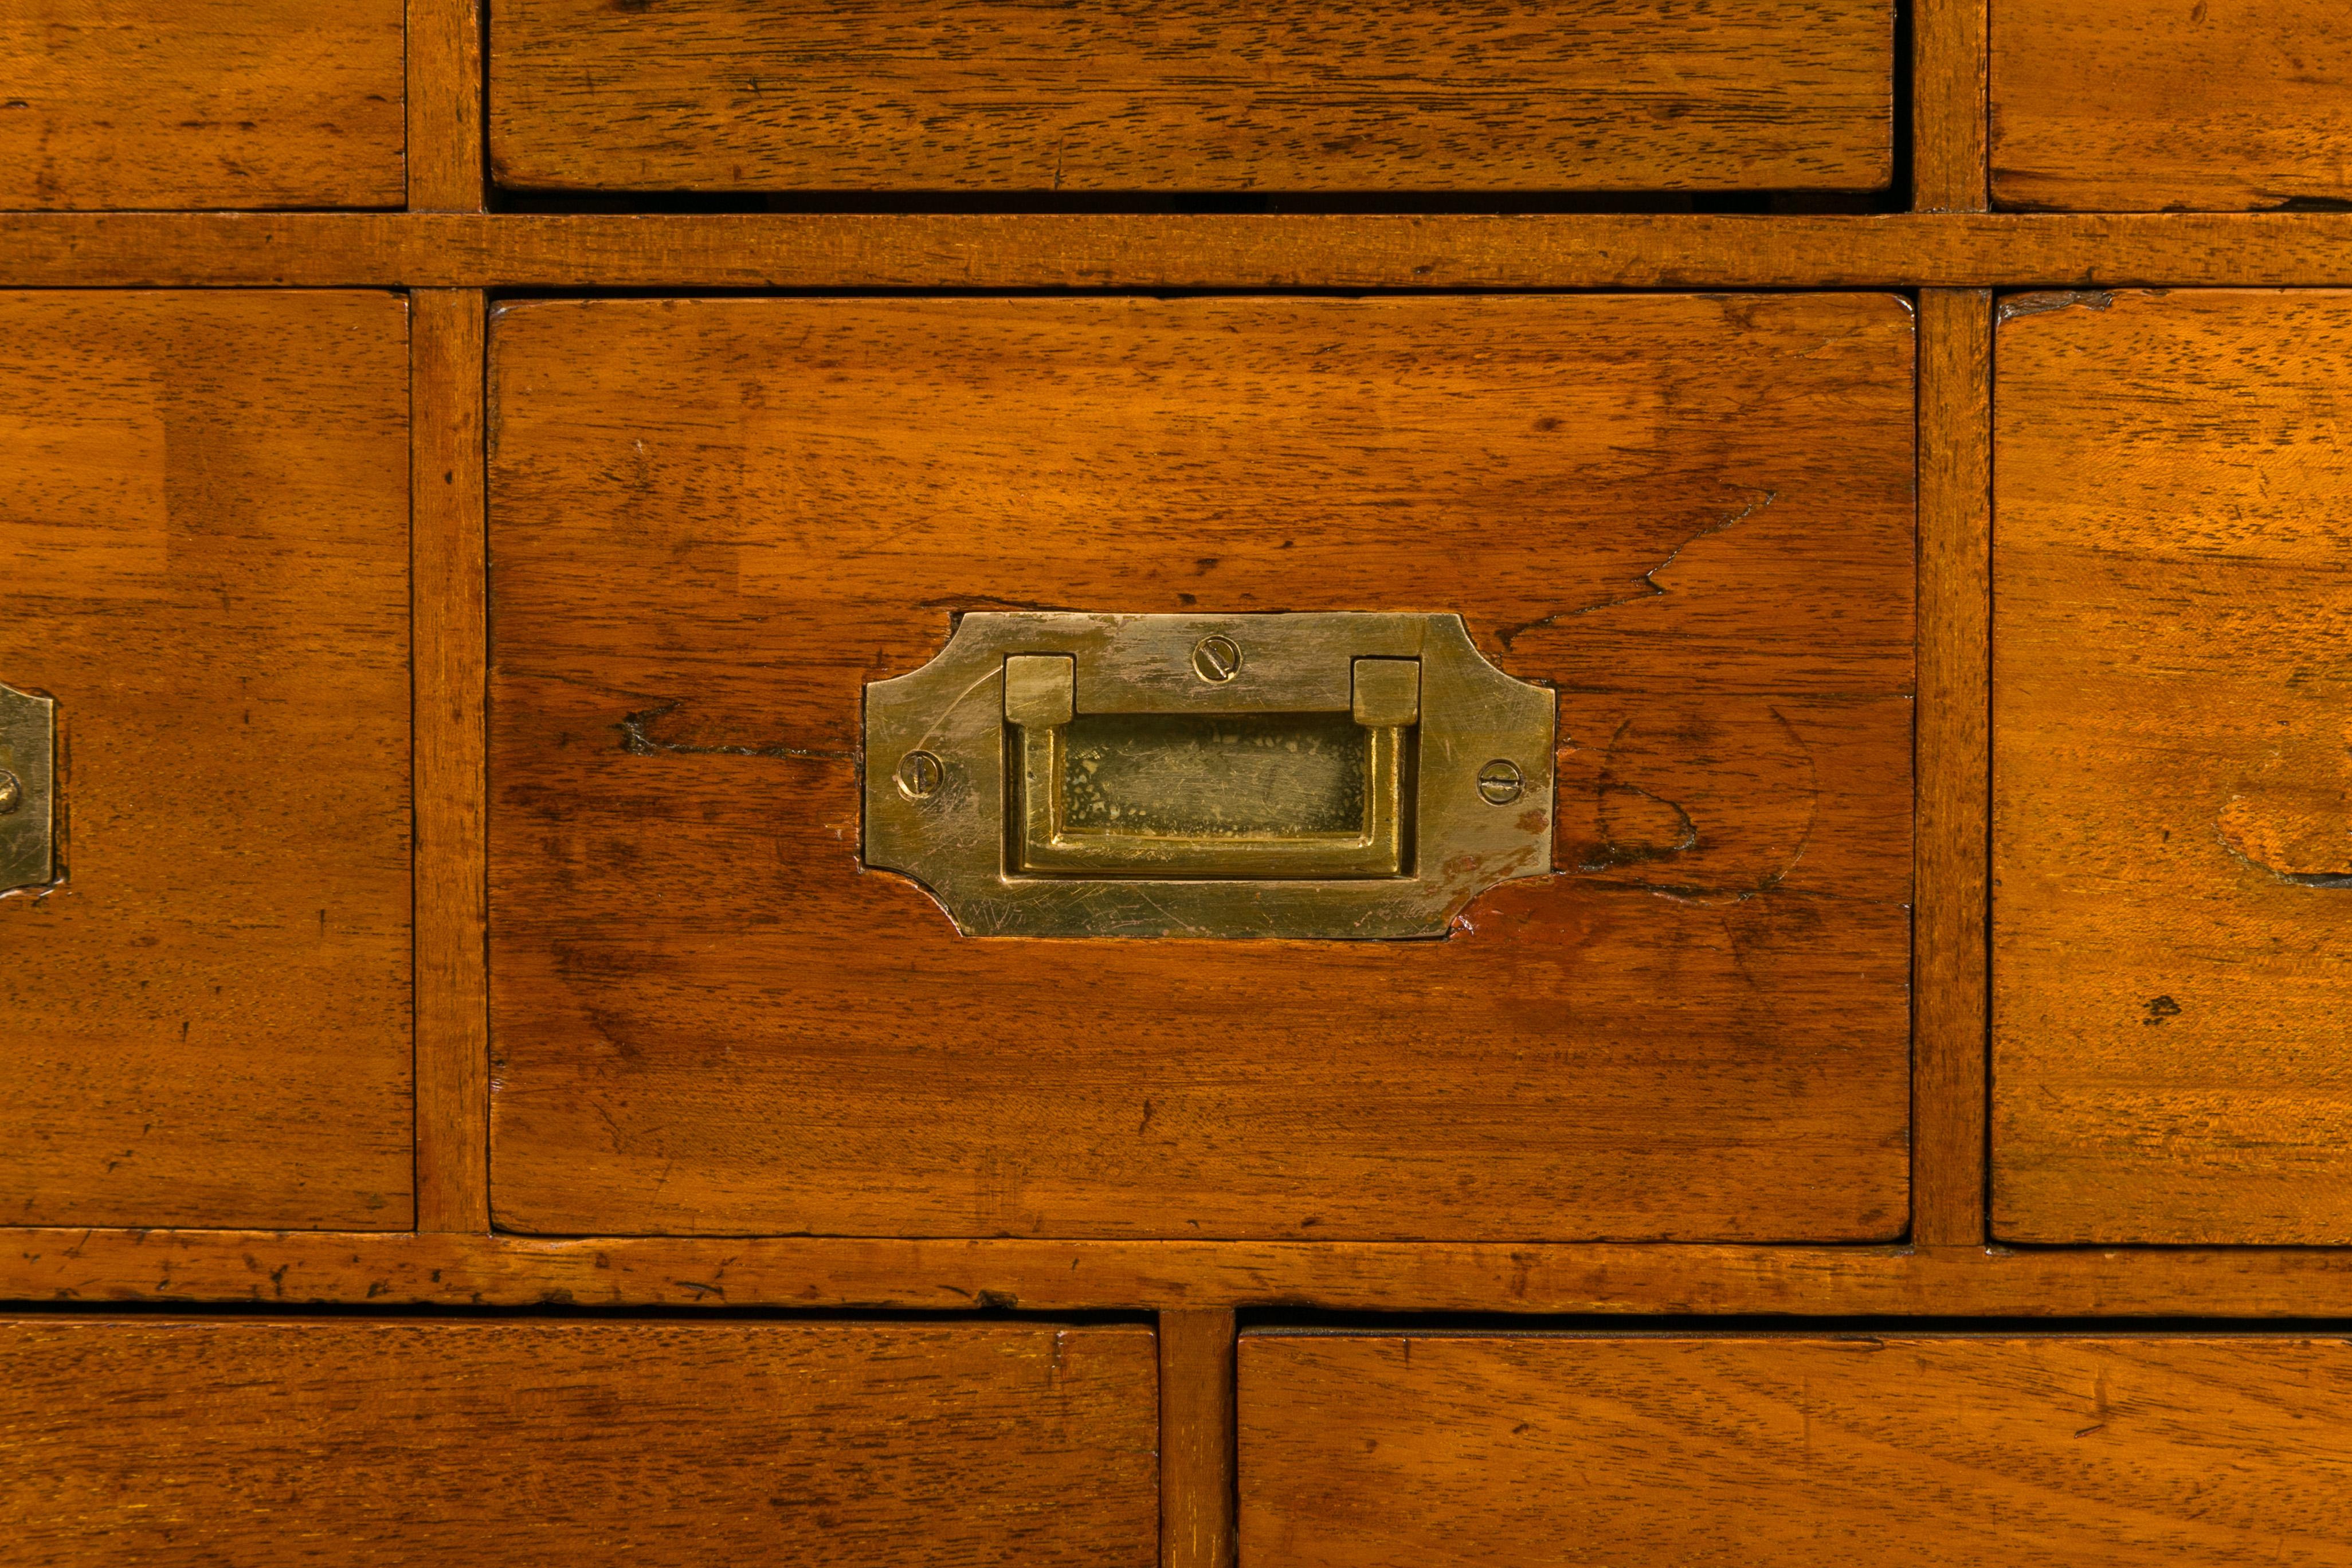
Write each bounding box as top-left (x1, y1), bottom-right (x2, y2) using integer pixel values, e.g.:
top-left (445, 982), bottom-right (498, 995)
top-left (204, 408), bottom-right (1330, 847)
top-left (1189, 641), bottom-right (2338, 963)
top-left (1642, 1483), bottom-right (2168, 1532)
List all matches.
top-left (407, 0), bottom-right (486, 210)
top-left (14, 213), bottom-right (2352, 289)
top-left (487, 293), bottom-right (1914, 1241)
top-left (0, 292), bottom-right (413, 1229)
top-left (490, 0), bottom-right (1892, 194)
top-left (1161, 1310), bottom-right (1237, 1568)
top-left (19, 1230), bottom-right (2352, 1315)
top-left (1912, 291), bottom-right (1992, 1246)
top-left (1993, 289), bottom-right (2352, 1244)
top-left (1993, 1), bottom-right (2352, 211)
top-left (1914, 0), bottom-right (1990, 211)
top-left (0, 1), bottom-right (403, 210)
top-left (2, 1317), bottom-right (1159, 1566)
top-left (1238, 1333), bottom-right (2352, 1566)
top-left (412, 292), bottom-right (491, 1233)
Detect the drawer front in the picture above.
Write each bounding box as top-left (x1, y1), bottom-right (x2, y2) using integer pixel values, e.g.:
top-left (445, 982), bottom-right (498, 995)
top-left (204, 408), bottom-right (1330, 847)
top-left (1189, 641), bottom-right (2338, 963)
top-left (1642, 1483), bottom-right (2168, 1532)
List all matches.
top-left (0, 2), bottom-right (404, 210)
top-left (485, 293), bottom-right (1916, 1242)
top-left (3, 1318), bottom-right (1159, 1566)
top-left (488, 1), bottom-right (1895, 194)
top-left (1238, 1332), bottom-right (2352, 1566)
top-left (0, 291), bottom-right (413, 1229)
top-left (1993, 290), bottom-right (2352, 1243)
top-left (1992, 1), bottom-right (2352, 210)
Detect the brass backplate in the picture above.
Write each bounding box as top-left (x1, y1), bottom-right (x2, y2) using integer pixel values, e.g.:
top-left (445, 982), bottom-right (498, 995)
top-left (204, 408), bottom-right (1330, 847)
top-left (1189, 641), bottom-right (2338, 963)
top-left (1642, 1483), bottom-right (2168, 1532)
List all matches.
top-left (863, 613), bottom-right (1554, 938)
top-left (0, 682), bottom-right (56, 894)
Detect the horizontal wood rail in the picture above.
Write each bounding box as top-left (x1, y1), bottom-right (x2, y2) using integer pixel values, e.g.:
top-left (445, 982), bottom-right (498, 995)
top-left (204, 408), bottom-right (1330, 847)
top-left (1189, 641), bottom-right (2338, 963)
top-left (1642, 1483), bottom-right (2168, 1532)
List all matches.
top-left (12, 1231), bottom-right (2352, 1316)
top-left (9, 211), bottom-right (2352, 289)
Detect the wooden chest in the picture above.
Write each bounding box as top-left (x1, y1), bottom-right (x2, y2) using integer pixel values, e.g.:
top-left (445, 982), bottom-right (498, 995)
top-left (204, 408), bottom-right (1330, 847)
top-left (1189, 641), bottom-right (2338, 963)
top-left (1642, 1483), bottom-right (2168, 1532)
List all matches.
top-left (6, 1), bottom-right (2352, 1562)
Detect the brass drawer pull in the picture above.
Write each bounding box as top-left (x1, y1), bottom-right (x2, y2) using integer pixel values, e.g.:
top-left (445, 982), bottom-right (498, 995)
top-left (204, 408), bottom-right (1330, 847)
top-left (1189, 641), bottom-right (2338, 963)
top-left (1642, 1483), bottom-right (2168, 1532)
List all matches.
top-left (1006, 651), bottom-right (1413, 879)
top-left (0, 682), bottom-right (56, 894)
top-left (864, 613), bottom-right (1553, 939)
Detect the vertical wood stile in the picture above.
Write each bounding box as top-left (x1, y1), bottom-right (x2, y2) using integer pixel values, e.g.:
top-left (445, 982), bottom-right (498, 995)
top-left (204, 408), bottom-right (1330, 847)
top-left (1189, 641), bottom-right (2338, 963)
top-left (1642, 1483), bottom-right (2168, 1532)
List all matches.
top-left (1913, 289), bottom-right (1994, 1248)
top-left (1161, 1310), bottom-right (1237, 1568)
top-left (1913, 0), bottom-right (1991, 211)
top-left (406, 0), bottom-right (486, 211)
top-left (412, 290), bottom-right (491, 1232)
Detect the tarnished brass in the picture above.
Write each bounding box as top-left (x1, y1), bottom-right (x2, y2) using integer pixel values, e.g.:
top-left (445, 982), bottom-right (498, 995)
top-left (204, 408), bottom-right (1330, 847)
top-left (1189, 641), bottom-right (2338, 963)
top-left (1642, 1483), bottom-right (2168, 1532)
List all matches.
top-left (1007, 649), bottom-right (1406, 879)
top-left (863, 613), bottom-right (1554, 938)
top-left (0, 681), bottom-right (57, 894)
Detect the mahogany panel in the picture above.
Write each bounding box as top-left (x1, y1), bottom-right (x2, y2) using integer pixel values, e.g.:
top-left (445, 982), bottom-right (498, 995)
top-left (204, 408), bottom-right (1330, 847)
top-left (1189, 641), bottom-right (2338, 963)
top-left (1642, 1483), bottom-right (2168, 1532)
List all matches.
top-left (3, 1318), bottom-right (1159, 1566)
top-left (1994, 289), bottom-right (2352, 1243)
top-left (0, 291), bottom-right (413, 1229)
top-left (1238, 1333), bottom-right (2352, 1566)
top-left (487, 293), bottom-right (1916, 1241)
top-left (0, 1), bottom-right (404, 210)
top-left (408, 0), bottom-right (487, 210)
top-left (1914, 0), bottom-right (1989, 212)
top-left (22, 1230), bottom-right (2352, 1318)
top-left (15, 213), bottom-right (2352, 291)
top-left (1162, 1309), bottom-right (1238, 1568)
top-left (489, 0), bottom-right (1894, 193)
top-left (1912, 289), bottom-right (1992, 1246)
top-left (1993, 1), bottom-right (2352, 210)
top-left (413, 291), bottom-right (492, 1233)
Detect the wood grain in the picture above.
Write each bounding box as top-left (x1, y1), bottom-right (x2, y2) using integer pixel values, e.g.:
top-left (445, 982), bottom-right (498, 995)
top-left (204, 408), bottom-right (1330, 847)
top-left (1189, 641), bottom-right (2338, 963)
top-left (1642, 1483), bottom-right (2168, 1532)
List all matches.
top-left (489, 0), bottom-right (1893, 194)
top-left (1162, 1310), bottom-right (1237, 1568)
top-left (1238, 1333), bottom-right (2352, 1566)
top-left (1914, 0), bottom-right (1989, 211)
top-left (1912, 289), bottom-right (1992, 1246)
top-left (24, 1230), bottom-right (2352, 1316)
top-left (0, 1), bottom-right (404, 209)
top-left (412, 291), bottom-right (489, 1232)
top-left (15, 213), bottom-right (2352, 289)
top-left (1, 1317), bottom-right (1159, 1566)
top-left (487, 293), bottom-right (1915, 1242)
top-left (407, 0), bottom-right (487, 210)
top-left (1993, 289), bottom-right (2352, 1243)
top-left (1992, 1), bottom-right (2352, 210)
top-left (0, 291), bottom-right (413, 1229)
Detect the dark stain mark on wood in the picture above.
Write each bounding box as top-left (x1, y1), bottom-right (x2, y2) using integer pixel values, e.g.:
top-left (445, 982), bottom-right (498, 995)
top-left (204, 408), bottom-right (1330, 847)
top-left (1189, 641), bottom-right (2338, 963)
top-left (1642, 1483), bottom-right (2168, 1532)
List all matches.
top-left (615, 700), bottom-right (853, 762)
top-left (1493, 486), bottom-right (1778, 652)
top-left (1997, 290), bottom-right (2114, 324)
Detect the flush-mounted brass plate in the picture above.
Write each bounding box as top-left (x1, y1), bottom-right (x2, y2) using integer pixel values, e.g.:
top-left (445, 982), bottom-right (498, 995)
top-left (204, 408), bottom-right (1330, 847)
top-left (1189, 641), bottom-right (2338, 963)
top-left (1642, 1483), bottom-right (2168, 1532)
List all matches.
top-left (863, 613), bottom-right (1554, 938)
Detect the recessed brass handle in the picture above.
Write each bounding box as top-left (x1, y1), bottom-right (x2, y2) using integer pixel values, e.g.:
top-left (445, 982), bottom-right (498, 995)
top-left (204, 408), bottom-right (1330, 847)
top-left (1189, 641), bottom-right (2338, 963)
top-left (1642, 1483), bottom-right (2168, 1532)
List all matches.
top-left (863, 613), bottom-right (1554, 940)
top-left (1005, 652), bottom-right (1414, 879)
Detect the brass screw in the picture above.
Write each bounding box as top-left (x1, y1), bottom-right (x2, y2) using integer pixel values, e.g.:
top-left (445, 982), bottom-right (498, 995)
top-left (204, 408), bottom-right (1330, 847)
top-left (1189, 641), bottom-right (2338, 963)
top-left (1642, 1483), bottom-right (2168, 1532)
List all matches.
top-left (895, 750), bottom-right (944, 802)
top-left (1191, 634), bottom-right (1242, 684)
top-left (0, 770), bottom-right (19, 816)
top-left (1477, 759), bottom-right (1523, 805)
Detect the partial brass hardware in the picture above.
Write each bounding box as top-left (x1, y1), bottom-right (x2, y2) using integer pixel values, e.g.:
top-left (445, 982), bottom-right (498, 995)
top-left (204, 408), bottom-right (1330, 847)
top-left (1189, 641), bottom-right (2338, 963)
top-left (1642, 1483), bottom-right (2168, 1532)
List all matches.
top-left (0, 682), bottom-right (56, 893)
top-left (863, 613), bottom-right (1554, 939)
